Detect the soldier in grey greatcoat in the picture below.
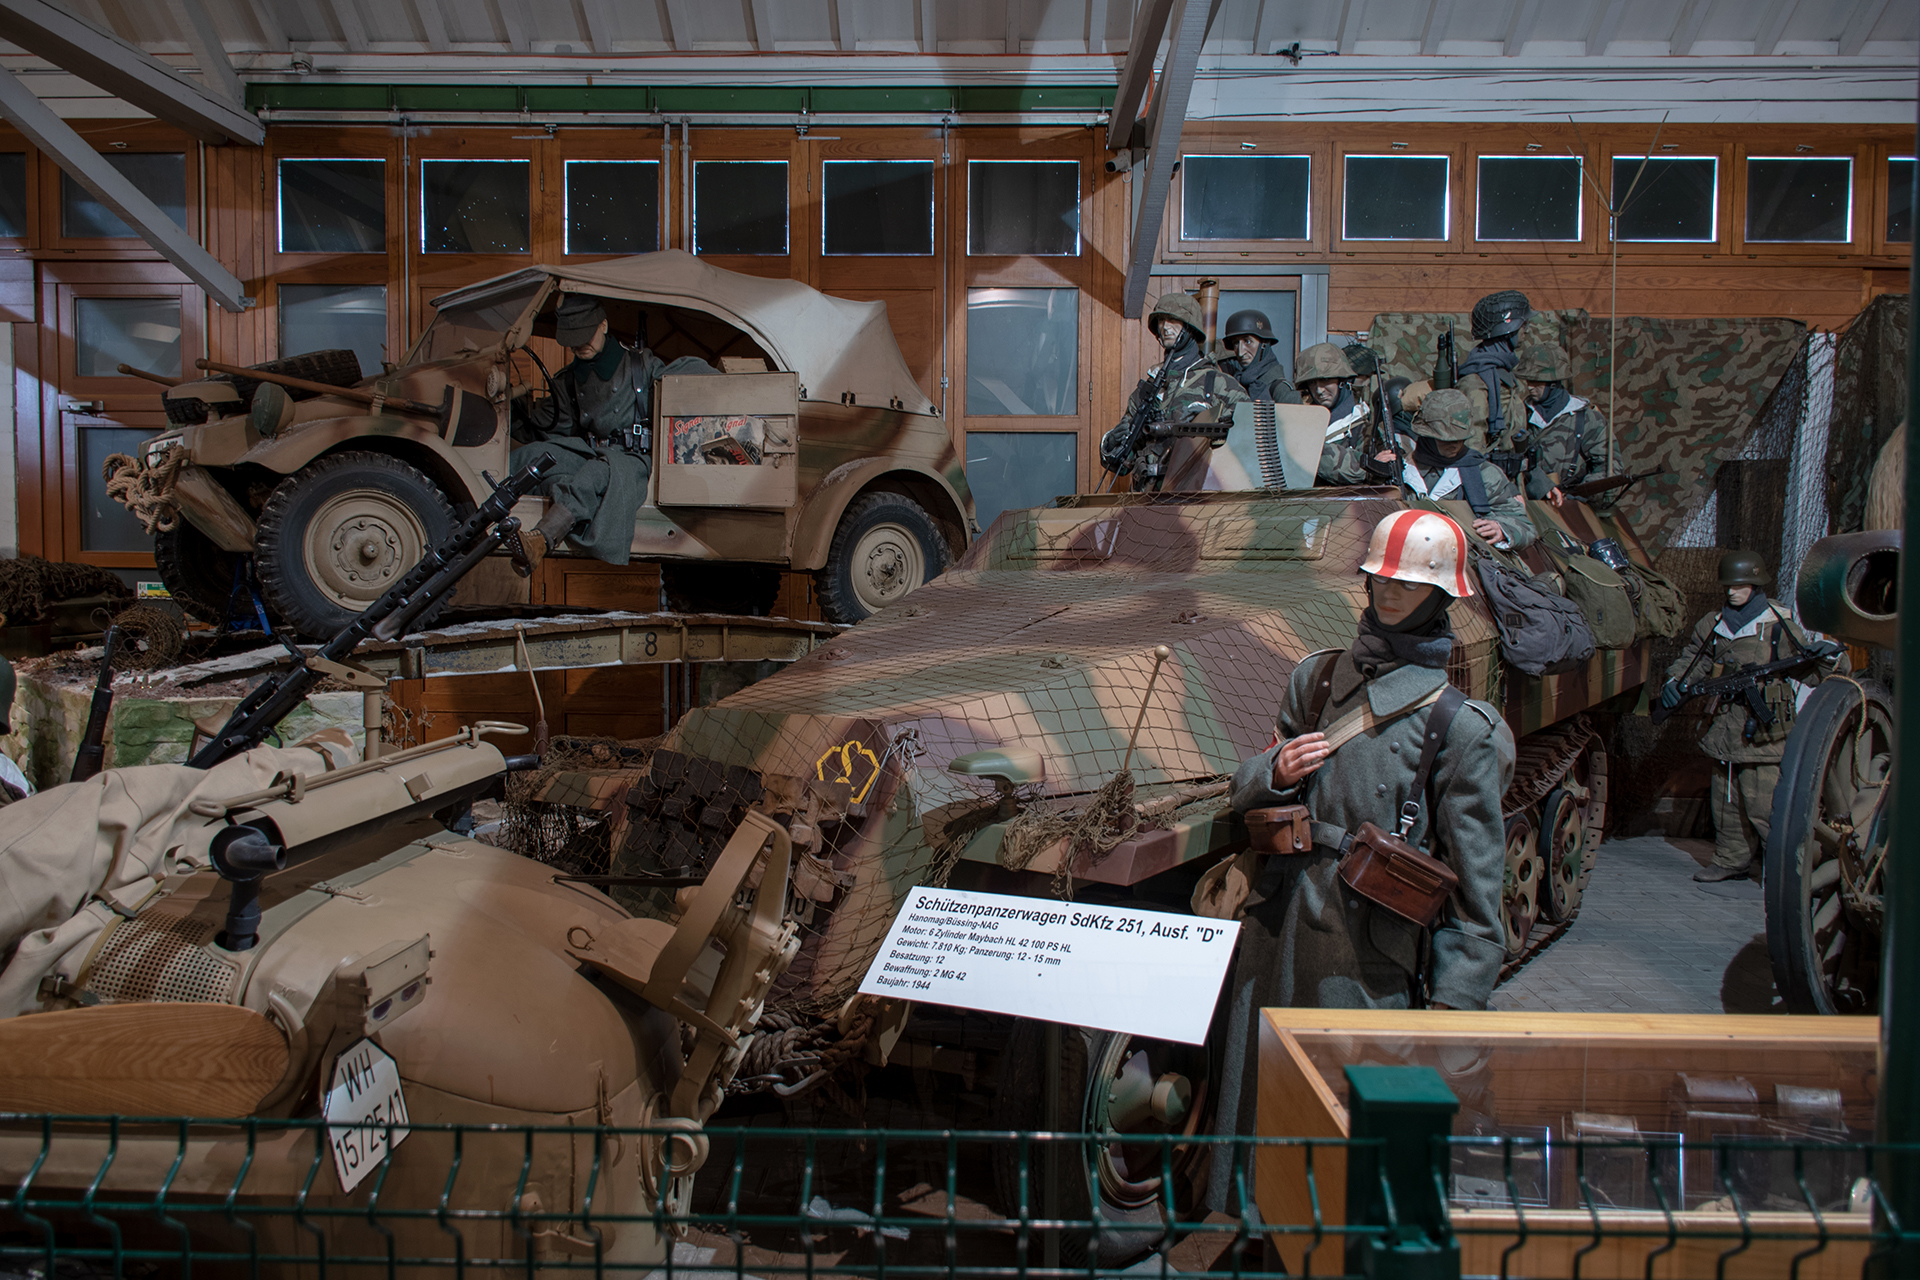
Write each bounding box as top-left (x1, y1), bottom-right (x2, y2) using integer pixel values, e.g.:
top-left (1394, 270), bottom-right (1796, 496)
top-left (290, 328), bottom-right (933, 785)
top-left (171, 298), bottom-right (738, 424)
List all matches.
top-left (511, 294), bottom-right (713, 567)
top-left (1208, 508), bottom-right (1513, 1155)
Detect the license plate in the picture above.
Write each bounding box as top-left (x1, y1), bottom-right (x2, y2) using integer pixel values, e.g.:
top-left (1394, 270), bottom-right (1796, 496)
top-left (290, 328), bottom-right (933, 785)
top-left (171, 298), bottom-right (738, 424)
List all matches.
top-left (324, 1038), bottom-right (410, 1193)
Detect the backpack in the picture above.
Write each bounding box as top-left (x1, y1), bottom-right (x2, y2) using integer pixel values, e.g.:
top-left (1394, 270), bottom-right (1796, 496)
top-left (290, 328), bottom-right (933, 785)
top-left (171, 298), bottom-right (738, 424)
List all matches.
top-left (1619, 561), bottom-right (1685, 640)
top-left (1546, 547), bottom-right (1637, 649)
top-left (1474, 557), bottom-right (1597, 676)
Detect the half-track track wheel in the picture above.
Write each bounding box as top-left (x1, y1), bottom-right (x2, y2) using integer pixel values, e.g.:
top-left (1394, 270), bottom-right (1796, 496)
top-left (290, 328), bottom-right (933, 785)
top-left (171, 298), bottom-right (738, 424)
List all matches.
top-left (1502, 811), bottom-right (1543, 956)
top-left (1765, 678), bottom-right (1891, 1015)
top-left (993, 1018), bottom-right (1211, 1268)
top-left (153, 520), bottom-right (247, 626)
top-left (255, 451), bottom-right (455, 639)
top-left (815, 490), bottom-right (951, 624)
top-left (1540, 739), bottom-right (1605, 922)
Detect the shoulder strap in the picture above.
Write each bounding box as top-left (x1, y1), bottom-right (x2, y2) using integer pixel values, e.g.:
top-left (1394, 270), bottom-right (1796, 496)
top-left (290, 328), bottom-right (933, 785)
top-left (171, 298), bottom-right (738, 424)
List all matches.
top-left (1478, 368), bottom-right (1507, 442)
top-left (1305, 650), bottom-right (1342, 730)
top-left (1457, 460), bottom-right (1491, 516)
top-left (1398, 684), bottom-right (1467, 842)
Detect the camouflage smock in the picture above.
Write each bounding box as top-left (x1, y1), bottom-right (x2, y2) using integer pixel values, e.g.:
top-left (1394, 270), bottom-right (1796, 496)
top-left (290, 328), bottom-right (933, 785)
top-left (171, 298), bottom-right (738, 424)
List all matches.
top-left (1665, 599), bottom-right (1843, 763)
top-left (1314, 388), bottom-right (1380, 485)
top-left (1228, 650), bottom-right (1513, 1007)
top-left (1458, 346), bottom-right (1521, 454)
top-left (1401, 454), bottom-right (1536, 550)
top-left (1117, 349), bottom-right (1250, 433)
top-left (1504, 390), bottom-right (1613, 503)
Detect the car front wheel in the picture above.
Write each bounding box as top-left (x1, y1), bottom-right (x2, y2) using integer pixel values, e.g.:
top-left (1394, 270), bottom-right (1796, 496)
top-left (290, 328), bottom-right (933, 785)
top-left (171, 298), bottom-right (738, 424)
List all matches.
top-left (815, 490), bottom-right (950, 624)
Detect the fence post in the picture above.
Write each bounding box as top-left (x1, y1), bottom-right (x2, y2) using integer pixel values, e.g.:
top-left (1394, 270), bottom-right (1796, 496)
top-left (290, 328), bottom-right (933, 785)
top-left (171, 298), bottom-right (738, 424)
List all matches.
top-left (1873, 53), bottom-right (1920, 1278)
top-left (1342, 1065), bottom-right (1460, 1280)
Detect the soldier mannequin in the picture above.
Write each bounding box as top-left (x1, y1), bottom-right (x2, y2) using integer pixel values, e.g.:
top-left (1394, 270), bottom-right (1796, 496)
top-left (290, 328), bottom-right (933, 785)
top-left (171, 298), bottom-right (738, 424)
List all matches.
top-left (1100, 293), bottom-right (1248, 476)
top-left (1457, 290), bottom-right (1531, 453)
top-left (1660, 552), bottom-right (1846, 882)
top-left (511, 295), bottom-right (713, 569)
top-left (1296, 343), bottom-right (1378, 485)
top-left (1212, 510), bottom-right (1512, 1152)
top-left (1219, 310), bottom-right (1301, 404)
top-left (1502, 342), bottom-right (1612, 507)
top-left (1394, 389), bottom-right (1535, 550)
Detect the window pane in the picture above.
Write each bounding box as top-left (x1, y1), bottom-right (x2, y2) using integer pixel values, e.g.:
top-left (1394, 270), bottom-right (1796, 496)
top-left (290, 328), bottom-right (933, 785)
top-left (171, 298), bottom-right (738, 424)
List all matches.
top-left (62, 154), bottom-right (187, 238)
top-left (1746, 158), bottom-right (1852, 243)
top-left (968, 161), bottom-right (1080, 256)
top-left (1342, 156), bottom-right (1449, 241)
top-left (1891, 158), bottom-right (1914, 244)
top-left (693, 161), bottom-right (788, 255)
top-left (280, 284), bottom-right (386, 377)
top-left (0, 154), bottom-right (25, 238)
top-left (967, 431), bottom-right (1077, 530)
top-left (1612, 157), bottom-right (1717, 242)
top-left (823, 160), bottom-right (934, 255)
top-left (76, 297), bottom-right (180, 379)
top-left (966, 287), bottom-right (1078, 416)
top-left (566, 160), bottom-right (660, 254)
top-left (421, 159), bottom-right (529, 254)
top-left (1181, 155), bottom-right (1310, 241)
top-left (1477, 156), bottom-right (1582, 241)
top-left (279, 159), bottom-right (385, 253)
top-left (1216, 290), bottom-right (1297, 379)
top-left (81, 425), bottom-right (157, 552)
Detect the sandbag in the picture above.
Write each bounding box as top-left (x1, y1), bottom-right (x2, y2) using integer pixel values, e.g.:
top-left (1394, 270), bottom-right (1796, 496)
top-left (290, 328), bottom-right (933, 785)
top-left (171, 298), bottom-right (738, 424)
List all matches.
top-left (1549, 548), bottom-right (1637, 648)
top-left (1475, 557), bottom-right (1597, 676)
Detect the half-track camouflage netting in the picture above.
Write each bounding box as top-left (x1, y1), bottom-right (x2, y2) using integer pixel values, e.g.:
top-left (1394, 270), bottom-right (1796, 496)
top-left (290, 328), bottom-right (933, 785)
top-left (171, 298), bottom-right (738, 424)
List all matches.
top-left (615, 489), bottom-right (1654, 1017)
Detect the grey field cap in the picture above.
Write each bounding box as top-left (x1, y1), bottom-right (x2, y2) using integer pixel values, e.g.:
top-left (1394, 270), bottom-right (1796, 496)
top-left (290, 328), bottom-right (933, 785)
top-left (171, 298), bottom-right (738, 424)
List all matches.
top-left (555, 294), bottom-right (608, 346)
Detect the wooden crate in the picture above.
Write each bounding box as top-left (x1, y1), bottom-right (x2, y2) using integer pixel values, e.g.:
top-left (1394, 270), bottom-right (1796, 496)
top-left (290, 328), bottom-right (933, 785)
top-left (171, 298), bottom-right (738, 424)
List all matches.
top-left (1257, 1010), bottom-right (1879, 1278)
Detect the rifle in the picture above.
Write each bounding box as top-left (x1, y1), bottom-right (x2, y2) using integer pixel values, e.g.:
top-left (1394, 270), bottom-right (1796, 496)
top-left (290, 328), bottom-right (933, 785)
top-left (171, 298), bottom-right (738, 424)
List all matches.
top-left (1433, 320), bottom-right (1458, 391)
top-left (187, 455), bottom-right (554, 769)
top-left (1650, 645), bottom-right (1840, 729)
top-left (1100, 361), bottom-right (1174, 487)
top-left (69, 625), bottom-right (125, 783)
top-left (1562, 468), bottom-right (1664, 504)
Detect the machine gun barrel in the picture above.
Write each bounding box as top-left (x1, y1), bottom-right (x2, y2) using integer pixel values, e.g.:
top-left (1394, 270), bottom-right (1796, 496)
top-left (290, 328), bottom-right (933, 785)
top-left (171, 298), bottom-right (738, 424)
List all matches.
top-left (69, 625), bottom-right (124, 783)
top-left (187, 455), bottom-right (553, 769)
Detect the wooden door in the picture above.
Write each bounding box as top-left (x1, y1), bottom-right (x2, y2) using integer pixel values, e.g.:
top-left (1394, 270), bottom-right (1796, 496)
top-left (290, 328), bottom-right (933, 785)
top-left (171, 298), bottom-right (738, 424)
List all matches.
top-left (41, 267), bottom-right (203, 568)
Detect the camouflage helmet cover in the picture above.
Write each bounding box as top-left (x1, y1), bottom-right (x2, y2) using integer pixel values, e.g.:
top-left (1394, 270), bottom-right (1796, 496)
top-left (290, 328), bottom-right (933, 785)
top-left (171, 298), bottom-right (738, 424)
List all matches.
top-left (1295, 342), bottom-right (1357, 383)
top-left (1718, 549), bottom-right (1769, 588)
top-left (1360, 509), bottom-right (1475, 598)
top-left (1415, 387), bottom-right (1474, 442)
top-left (1222, 309), bottom-right (1277, 344)
top-left (1470, 289), bottom-right (1532, 340)
top-left (1342, 342), bottom-right (1380, 377)
top-left (1515, 342), bottom-right (1573, 383)
top-left (1148, 292), bottom-right (1206, 339)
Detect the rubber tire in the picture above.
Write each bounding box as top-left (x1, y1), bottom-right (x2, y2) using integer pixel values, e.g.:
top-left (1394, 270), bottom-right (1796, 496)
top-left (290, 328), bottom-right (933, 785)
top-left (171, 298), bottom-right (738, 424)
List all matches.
top-left (814, 490), bottom-right (950, 625)
top-left (153, 521), bottom-right (245, 625)
top-left (255, 451), bottom-right (455, 639)
top-left (1764, 678), bottom-right (1892, 1016)
top-left (660, 562), bottom-right (781, 617)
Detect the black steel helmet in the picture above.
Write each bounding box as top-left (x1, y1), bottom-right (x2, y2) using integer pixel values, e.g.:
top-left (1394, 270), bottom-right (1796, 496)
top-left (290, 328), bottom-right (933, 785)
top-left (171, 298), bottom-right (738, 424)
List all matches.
top-left (1470, 290), bottom-right (1532, 340)
top-left (1717, 550), bottom-right (1769, 588)
top-left (1222, 309), bottom-right (1277, 345)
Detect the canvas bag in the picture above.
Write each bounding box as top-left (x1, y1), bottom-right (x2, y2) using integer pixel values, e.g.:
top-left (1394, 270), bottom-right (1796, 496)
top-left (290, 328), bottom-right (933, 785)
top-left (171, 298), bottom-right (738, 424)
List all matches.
top-left (1543, 544), bottom-right (1637, 648)
top-left (1619, 560), bottom-right (1686, 640)
top-left (1473, 557), bottom-right (1597, 676)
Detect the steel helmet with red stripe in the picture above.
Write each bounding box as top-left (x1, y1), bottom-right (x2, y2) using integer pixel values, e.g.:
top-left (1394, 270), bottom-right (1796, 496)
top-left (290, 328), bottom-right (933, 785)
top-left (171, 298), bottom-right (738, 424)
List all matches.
top-left (1359, 509), bottom-right (1475, 598)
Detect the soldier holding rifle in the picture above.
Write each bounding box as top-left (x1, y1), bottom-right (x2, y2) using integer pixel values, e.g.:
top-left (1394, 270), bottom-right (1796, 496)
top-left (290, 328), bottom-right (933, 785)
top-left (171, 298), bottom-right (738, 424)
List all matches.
top-left (1657, 551), bottom-right (1847, 883)
top-left (1496, 342), bottom-right (1614, 508)
top-left (1100, 293), bottom-right (1248, 485)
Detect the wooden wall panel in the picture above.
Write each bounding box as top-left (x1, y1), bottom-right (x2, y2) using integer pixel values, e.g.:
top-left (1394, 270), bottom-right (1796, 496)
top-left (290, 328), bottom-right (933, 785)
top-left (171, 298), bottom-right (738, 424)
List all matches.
top-left (387, 664), bottom-right (666, 752)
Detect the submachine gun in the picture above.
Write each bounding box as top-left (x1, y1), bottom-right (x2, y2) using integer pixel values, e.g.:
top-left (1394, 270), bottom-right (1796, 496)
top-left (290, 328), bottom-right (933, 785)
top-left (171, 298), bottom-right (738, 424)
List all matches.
top-left (1099, 362), bottom-right (1233, 491)
top-left (187, 454), bottom-right (554, 769)
top-left (1651, 643), bottom-right (1841, 731)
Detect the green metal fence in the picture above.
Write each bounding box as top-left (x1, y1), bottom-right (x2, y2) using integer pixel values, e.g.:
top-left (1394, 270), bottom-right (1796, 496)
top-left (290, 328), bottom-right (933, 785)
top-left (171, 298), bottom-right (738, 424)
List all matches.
top-left (2, 1112), bottom-right (1912, 1279)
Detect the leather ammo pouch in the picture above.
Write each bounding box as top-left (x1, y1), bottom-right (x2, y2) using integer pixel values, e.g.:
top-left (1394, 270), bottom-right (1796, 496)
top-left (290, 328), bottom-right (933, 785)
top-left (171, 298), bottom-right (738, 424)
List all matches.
top-left (1335, 683), bottom-right (1467, 928)
top-left (1245, 804), bottom-right (1311, 853)
top-left (1337, 821), bottom-right (1459, 927)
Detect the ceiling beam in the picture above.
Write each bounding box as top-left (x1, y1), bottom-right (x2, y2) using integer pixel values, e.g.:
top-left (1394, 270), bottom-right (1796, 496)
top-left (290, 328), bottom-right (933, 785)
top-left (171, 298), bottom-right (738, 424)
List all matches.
top-left (249, 0), bottom-right (287, 51)
top-left (411, 0), bottom-right (449, 52)
top-left (1504, 0), bottom-right (1543, 56)
top-left (919, 0), bottom-right (934, 52)
top-left (1586, 0), bottom-right (1627, 55)
top-left (835, 0), bottom-right (855, 51)
top-left (1122, 0), bottom-right (1215, 318)
top-left (1838, 0), bottom-right (1889, 56)
top-left (748, 0), bottom-right (770, 50)
top-left (578, 0), bottom-right (612, 53)
top-left (1667, 0), bottom-right (1710, 54)
top-left (332, 0), bottom-right (369, 52)
top-left (661, 0), bottom-right (694, 51)
top-left (1251, 0), bottom-right (1283, 55)
top-left (495, 0), bottom-right (529, 52)
top-left (0, 66), bottom-right (246, 310)
top-left (1087, 0), bottom-right (1109, 54)
top-left (162, 0), bottom-right (242, 104)
top-left (1004, 0), bottom-right (1019, 55)
top-left (1107, 0), bottom-right (1175, 150)
top-left (0, 0), bottom-right (261, 144)
top-left (1419, 0), bottom-right (1454, 55)
top-left (1753, 0), bottom-right (1799, 55)
top-left (1336, 0), bottom-right (1365, 56)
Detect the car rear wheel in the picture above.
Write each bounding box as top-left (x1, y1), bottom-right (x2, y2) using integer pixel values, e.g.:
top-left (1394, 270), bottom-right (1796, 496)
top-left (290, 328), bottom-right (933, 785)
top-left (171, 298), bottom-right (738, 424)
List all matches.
top-left (153, 521), bottom-right (245, 625)
top-left (256, 451), bottom-right (455, 638)
top-left (815, 490), bottom-right (950, 624)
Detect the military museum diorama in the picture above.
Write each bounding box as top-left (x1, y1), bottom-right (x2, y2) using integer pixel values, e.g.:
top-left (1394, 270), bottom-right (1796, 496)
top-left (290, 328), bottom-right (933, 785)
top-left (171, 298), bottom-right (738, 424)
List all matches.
top-left (1, 2), bottom-right (1917, 1272)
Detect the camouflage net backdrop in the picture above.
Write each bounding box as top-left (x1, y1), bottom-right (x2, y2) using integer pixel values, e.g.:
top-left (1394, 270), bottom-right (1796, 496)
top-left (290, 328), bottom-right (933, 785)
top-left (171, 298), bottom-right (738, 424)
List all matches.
top-left (0, 556), bottom-right (131, 625)
top-left (1823, 294), bottom-right (1908, 537)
